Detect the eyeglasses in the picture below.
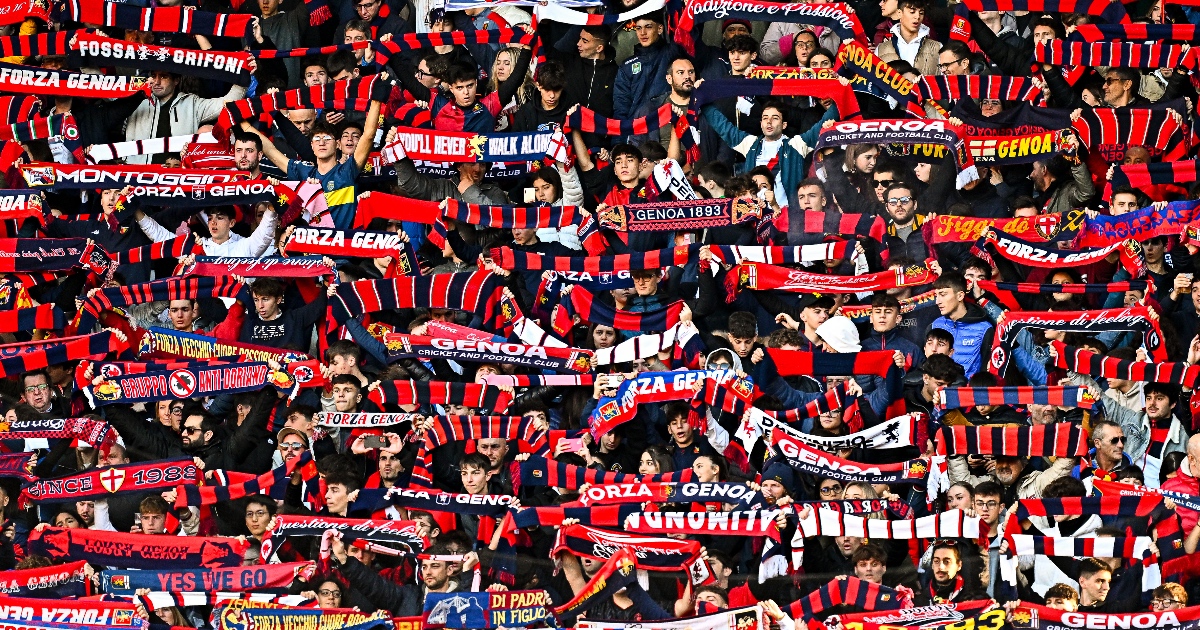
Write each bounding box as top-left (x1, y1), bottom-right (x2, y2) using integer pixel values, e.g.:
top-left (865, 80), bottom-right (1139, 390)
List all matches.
top-left (1153, 599), bottom-right (1181, 607)
top-left (887, 196), bottom-right (913, 206)
top-left (1104, 77), bottom-right (1123, 85)
top-left (1109, 436), bottom-right (1127, 445)
top-left (23, 384), bottom-right (49, 393)
top-left (819, 485), bottom-right (843, 495)
top-left (318, 589), bottom-right (342, 598)
top-left (311, 135), bottom-right (335, 143)
top-left (974, 500), bottom-right (999, 509)
top-left (245, 510), bottom-right (269, 519)
top-left (170, 407), bottom-right (183, 415)
top-left (936, 58), bottom-right (964, 72)
top-left (182, 427), bottom-right (202, 435)
top-left (874, 179), bottom-right (895, 188)
top-left (279, 442), bottom-right (306, 451)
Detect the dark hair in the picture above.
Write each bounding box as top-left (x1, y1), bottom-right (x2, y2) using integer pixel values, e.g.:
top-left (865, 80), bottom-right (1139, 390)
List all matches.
top-left (643, 445), bottom-right (673, 473)
top-left (325, 471), bottom-right (362, 493)
top-left (285, 403), bottom-right (318, 424)
top-left (1032, 16), bottom-right (1066, 39)
top-left (850, 542), bottom-right (888, 566)
top-left (760, 99), bottom-right (788, 118)
top-left (21, 369), bottom-right (49, 387)
top-left (728, 312), bottom-right (758, 339)
top-left (921, 353), bottom-right (965, 383)
top-left (139, 494), bottom-right (171, 515)
top-left (930, 540), bottom-right (961, 562)
top-left (326, 50), bottom-right (359, 78)
top-left (797, 177), bottom-right (826, 194)
top-left (535, 60), bottom-right (566, 92)
top-left (329, 374), bottom-right (362, 391)
top-left (1078, 557), bottom-right (1113, 579)
top-left (698, 161), bottom-right (733, 189)
top-left (610, 143), bottom-right (643, 164)
top-left (896, 0), bottom-right (926, 10)
top-left (748, 165), bottom-right (775, 186)
top-left (250, 277), bottom-right (286, 298)
top-left (1045, 583), bottom-right (1079, 602)
top-left (232, 131), bottom-right (263, 151)
top-left (1108, 66), bottom-right (1141, 86)
top-left (244, 495), bottom-right (277, 515)
top-left (443, 62), bottom-right (478, 86)
top-left (325, 339), bottom-right (365, 364)
top-left (208, 206), bottom-right (237, 220)
top-left (925, 328), bottom-right (954, 346)
top-left (531, 166), bottom-right (564, 202)
top-left (939, 40), bottom-right (971, 62)
top-left (461, 452), bottom-right (491, 472)
top-left (933, 270), bottom-right (967, 294)
top-left (967, 371), bottom-right (998, 388)
top-left (1116, 466), bottom-right (1145, 483)
top-left (871, 293), bottom-right (901, 310)
top-left (663, 401), bottom-right (691, 424)
top-left (581, 24), bottom-right (611, 45)
top-left (639, 141), bottom-right (667, 162)
top-left (724, 34), bottom-right (758, 53)
top-left (962, 256), bottom-right (992, 279)
top-left (883, 181), bottom-right (914, 201)
top-left (764, 327), bottom-right (804, 348)
top-left (1144, 381), bottom-right (1180, 408)
top-left (1042, 476), bottom-right (1087, 498)
top-left (973, 480), bottom-right (1003, 498)
top-left (635, 9), bottom-right (664, 25)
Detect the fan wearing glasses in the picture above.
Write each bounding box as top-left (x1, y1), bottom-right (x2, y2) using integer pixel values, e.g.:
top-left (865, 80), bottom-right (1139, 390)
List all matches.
top-left (1090, 381), bottom-right (1187, 486)
top-left (881, 182), bottom-right (932, 264)
top-left (20, 370), bottom-right (58, 416)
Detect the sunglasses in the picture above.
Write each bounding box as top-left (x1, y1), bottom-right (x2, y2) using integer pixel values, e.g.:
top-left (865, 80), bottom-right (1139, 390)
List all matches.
top-left (874, 179), bottom-right (895, 188)
top-left (1108, 436), bottom-right (1127, 445)
top-left (887, 196), bottom-right (913, 206)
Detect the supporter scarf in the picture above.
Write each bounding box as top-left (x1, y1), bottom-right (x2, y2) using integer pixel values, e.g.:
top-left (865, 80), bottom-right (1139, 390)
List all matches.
top-left (0, 238), bottom-right (107, 276)
top-left (0, 305), bottom-right (61, 333)
top-left (189, 256), bottom-right (332, 279)
top-left (77, 276), bottom-right (243, 331)
top-left (936, 424), bottom-right (1089, 458)
top-left (20, 458), bottom-right (198, 506)
top-left (1005, 604), bottom-right (1200, 630)
top-left (773, 431), bottom-right (931, 484)
top-left (516, 460), bottom-right (694, 491)
top-left (968, 130), bottom-right (1069, 165)
top-left (711, 243), bottom-right (849, 266)
top-left (315, 412), bottom-right (418, 428)
top-left (1073, 105), bottom-right (1188, 163)
top-left (564, 103), bottom-right (676, 137)
top-left (0, 190), bottom-right (45, 227)
top-left (29, 527), bottom-right (248, 569)
top-left (675, 0), bottom-right (865, 55)
top-left (978, 228), bottom-right (1144, 276)
top-left (218, 76), bottom-right (391, 132)
top-left (1094, 478), bottom-right (1200, 513)
top-left (1050, 340), bottom-right (1200, 388)
top-left (214, 602), bottom-right (391, 630)
top-left (138, 327), bottom-right (310, 364)
top-left (380, 126), bottom-right (557, 163)
top-left (726, 260), bottom-right (936, 299)
top-left (492, 244), bottom-right (697, 273)
top-left (175, 453), bottom-right (307, 508)
top-left (748, 66), bottom-right (838, 79)
top-left (1008, 534), bottom-right (1153, 559)
top-left (137, 592), bottom-right (314, 611)
top-left (509, 504), bottom-right (636, 531)
top-left (765, 349), bottom-right (897, 378)
top-left (550, 548), bottom-right (637, 625)
top-left (1079, 200), bottom-right (1200, 246)
top-left (85, 362), bottom-right (295, 406)
top-left (559, 285), bottom-right (683, 332)
top-left (72, 33), bottom-right (251, 84)
top-left (328, 272), bottom-right (504, 328)
top-left (283, 228), bottom-right (406, 259)
top-left (0, 332), bottom-right (126, 380)
top-left (589, 370), bottom-right (745, 438)
top-left (55, 0), bottom-right (250, 36)
top-left (0, 63), bottom-right (143, 99)
top-left (803, 211), bottom-right (887, 244)
top-left (533, 0), bottom-right (663, 24)
top-left (692, 77), bottom-right (862, 122)
top-left (484, 374), bottom-right (595, 387)
top-left (976, 280), bottom-right (1148, 311)
top-left (383, 334), bottom-right (592, 373)
top-left (0, 114), bottom-right (74, 144)
top-left (0, 597), bottom-right (139, 625)
top-left (554, 523), bottom-right (702, 572)
top-left (594, 198), bottom-right (764, 233)
top-left (368, 381), bottom-right (513, 412)
top-left (20, 163), bottom-right (242, 190)
top-left (0, 561), bottom-right (88, 598)
top-left (838, 602), bottom-right (996, 630)
top-left (88, 133), bottom-right (214, 163)
top-left (353, 192), bottom-right (440, 230)
top-left (423, 590), bottom-right (551, 629)
top-left (116, 180), bottom-right (291, 210)
top-left (250, 42), bottom-right (367, 59)
top-left (1075, 23), bottom-right (1200, 41)
top-left (573, 482), bottom-right (758, 507)
top-left (1035, 40), bottom-right (1189, 68)
top-left (960, 0), bottom-right (1128, 20)
top-left (624, 510), bottom-right (782, 540)
top-left (0, 452), bottom-right (34, 481)
top-left (114, 234), bottom-right (201, 266)
top-left (264, 515), bottom-right (425, 555)
top-left (936, 386), bottom-right (1096, 411)
top-left (835, 41), bottom-right (923, 117)
top-left (737, 407), bottom-right (916, 453)
top-left (593, 322), bottom-right (705, 367)
top-left (410, 415), bottom-right (535, 486)
top-left (1111, 161), bottom-right (1200, 189)
top-left (841, 290), bottom-right (937, 322)
top-left (2, 416), bottom-right (116, 451)
top-left (794, 499), bottom-right (912, 516)
top-left (817, 119), bottom-right (977, 188)
top-left (791, 509), bottom-right (983, 571)
top-left (445, 200), bottom-right (582, 231)
top-left (786, 577), bottom-right (906, 620)
top-left (370, 29), bottom-right (536, 63)
top-left (926, 209), bottom-right (1086, 244)
top-left (377, 488), bottom-right (515, 517)
top-left (990, 306), bottom-right (1164, 375)
top-left (918, 75), bottom-right (1043, 103)
top-left (760, 383), bottom-right (847, 423)
top-left (102, 563), bottom-right (312, 595)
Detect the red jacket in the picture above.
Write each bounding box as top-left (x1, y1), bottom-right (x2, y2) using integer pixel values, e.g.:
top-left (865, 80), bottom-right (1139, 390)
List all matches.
top-left (1163, 464), bottom-right (1199, 531)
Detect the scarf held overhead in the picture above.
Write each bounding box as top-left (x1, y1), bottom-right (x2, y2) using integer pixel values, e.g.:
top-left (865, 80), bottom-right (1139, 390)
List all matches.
top-left (29, 527), bottom-right (248, 569)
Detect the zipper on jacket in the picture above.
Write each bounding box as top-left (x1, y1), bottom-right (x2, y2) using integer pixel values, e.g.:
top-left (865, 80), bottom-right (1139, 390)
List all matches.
top-left (586, 58), bottom-right (597, 106)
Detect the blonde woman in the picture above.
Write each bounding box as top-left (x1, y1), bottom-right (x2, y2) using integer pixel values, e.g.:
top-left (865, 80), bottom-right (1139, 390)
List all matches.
top-left (490, 48), bottom-right (533, 130)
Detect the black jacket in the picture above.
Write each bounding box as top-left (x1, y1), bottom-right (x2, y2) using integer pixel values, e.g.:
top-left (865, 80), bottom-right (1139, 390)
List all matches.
top-left (189, 389), bottom-right (277, 472)
top-left (102, 407), bottom-right (187, 462)
top-left (335, 555), bottom-right (445, 617)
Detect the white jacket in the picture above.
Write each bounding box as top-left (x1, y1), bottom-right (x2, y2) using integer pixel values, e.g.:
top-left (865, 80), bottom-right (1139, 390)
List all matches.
top-left (123, 87), bottom-right (246, 164)
top-left (536, 163), bottom-right (586, 250)
top-left (138, 211), bottom-right (277, 258)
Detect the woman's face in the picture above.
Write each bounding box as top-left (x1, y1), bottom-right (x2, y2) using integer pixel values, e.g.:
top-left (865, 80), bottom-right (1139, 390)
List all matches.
top-left (843, 484), bottom-right (867, 500)
top-left (493, 52), bottom-right (514, 82)
top-left (855, 148), bottom-right (879, 173)
top-left (316, 581), bottom-right (343, 609)
top-left (533, 177), bottom-right (557, 204)
top-left (1151, 0), bottom-right (1162, 21)
top-left (692, 457), bottom-right (720, 482)
top-left (639, 452), bottom-right (660, 475)
top-left (1082, 89), bottom-right (1101, 107)
top-left (809, 53), bottom-right (833, 70)
top-left (819, 480), bottom-right (843, 500)
top-left (593, 326), bottom-right (617, 349)
top-left (980, 99), bottom-right (1003, 117)
top-left (54, 513), bottom-right (80, 528)
top-left (818, 410), bottom-right (843, 431)
top-left (946, 485), bottom-right (972, 510)
top-left (913, 162), bottom-right (932, 182)
top-left (156, 609), bottom-right (177, 626)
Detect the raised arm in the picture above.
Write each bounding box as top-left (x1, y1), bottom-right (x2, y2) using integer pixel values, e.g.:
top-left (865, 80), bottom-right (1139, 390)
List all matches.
top-left (354, 100), bottom-right (384, 170)
top-left (240, 121), bottom-right (291, 172)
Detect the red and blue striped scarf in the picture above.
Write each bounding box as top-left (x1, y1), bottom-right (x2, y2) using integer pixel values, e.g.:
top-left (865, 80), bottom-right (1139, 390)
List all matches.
top-left (77, 276), bottom-right (244, 332)
top-left (55, 0), bottom-right (253, 36)
top-left (959, 0), bottom-right (1129, 22)
top-left (917, 75), bottom-right (1044, 104)
top-left (786, 577), bottom-right (906, 619)
top-left (1050, 340), bottom-right (1200, 388)
top-left (367, 381), bottom-right (513, 413)
top-left (935, 423), bottom-right (1091, 457)
top-left (327, 272), bottom-right (505, 329)
top-left (372, 29), bottom-right (536, 64)
top-left (1036, 41), bottom-right (1189, 68)
top-left (557, 284), bottom-right (683, 333)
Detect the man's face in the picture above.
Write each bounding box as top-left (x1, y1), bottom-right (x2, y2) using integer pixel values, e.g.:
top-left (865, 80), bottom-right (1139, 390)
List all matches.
top-left (921, 374), bottom-right (950, 401)
top-left (476, 438), bottom-right (508, 469)
top-left (304, 65), bottom-right (328, 86)
top-left (1111, 192), bottom-right (1140, 215)
top-left (668, 416), bottom-right (693, 445)
top-left (378, 451), bottom-right (402, 482)
top-left (325, 483), bottom-right (353, 514)
top-left (1095, 425), bottom-right (1127, 463)
top-left (577, 31), bottom-right (603, 58)
top-left (1029, 161), bottom-right (1049, 192)
top-left (834, 536), bottom-right (861, 558)
top-left (148, 72), bottom-right (178, 100)
top-left (328, 354), bottom-right (358, 376)
top-left (450, 79), bottom-right (478, 107)
top-left (208, 213), bottom-right (234, 241)
top-left (285, 412), bottom-right (314, 435)
top-left (22, 374), bottom-right (50, 411)
top-left (422, 559), bottom-right (451, 590)
top-left (993, 456), bottom-right (1025, 486)
top-left (416, 60), bottom-right (438, 88)
top-left (345, 28), bottom-right (369, 59)
top-left (140, 512), bottom-right (167, 535)
top-left (311, 130), bottom-right (337, 160)
top-left (253, 292), bottom-right (283, 320)
top-left (258, 0), bottom-right (280, 15)
top-left (278, 435), bottom-right (306, 461)
top-left (855, 558), bottom-right (886, 584)
top-left (1124, 147), bottom-right (1150, 165)
top-left (288, 109), bottom-right (317, 135)
top-left (938, 50), bottom-right (968, 76)
top-left (245, 502), bottom-right (271, 536)
top-left (1143, 239), bottom-right (1165, 265)
top-left (760, 107), bottom-right (786, 140)
top-left (930, 548), bottom-right (961, 583)
top-left (181, 416), bottom-right (206, 449)
top-left (899, 5), bottom-right (924, 32)
top-left (1146, 390), bottom-right (1175, 421)
top-left (760, 479), bottom-right (785, 501)
top-left (797, 185), bottom-right (826, 211)
top-left (667, 59), bottom-right (695, 96)
top-left (613, 154), bottom-right (641, 184)
top-left (633, 19), bottom-right (661, 47)
top-left (1104, 72), bottom-right (1132, 105)
top-left (1080, 571), bottom-right (1111, 603)
top-left (1033, 25), bottom-right (1056, 45)
top-left (76, 501), bottom-right (95, 524)
top-left (461, 465), bottom-right (490, 494)
top-left (340, 127), bottom-right (362, 157)
top-left (799, 305), bottom-right (828, 332)
top-left (730, 336), bottom-right (755, 358)
top-left (1045, 597), bottom-right (1077, 612)
top-left (924, 336), bottom-right (951, 357)
top-left (728, 48), bottom-right (756, 72)
top-left (537, 85), bottom-right (563, 109)
top-left (332, 383), bottom-right (362, 412)
top-left (354, 0), bottom-right (380, 20)
top-left (101, 447), bottom-right (128, 467)
top-left (794, 33), bottom-right (816, 64)
top-left (885, 188), bottom-right (917, 224)
top-left (974, 494), bottom-right (1001, 525)
top-left (234, 140), bottom-right (262, 171)
top-left (934, 287), bottom-right (963, 316)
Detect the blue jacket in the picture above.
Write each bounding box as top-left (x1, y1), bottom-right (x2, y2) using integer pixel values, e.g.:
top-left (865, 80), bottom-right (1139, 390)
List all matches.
top-left (613, 38), bottom-right (680, 119)
top-left (930, 304), bottom-right (994, 378)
